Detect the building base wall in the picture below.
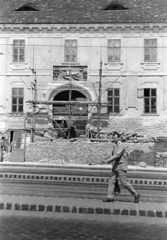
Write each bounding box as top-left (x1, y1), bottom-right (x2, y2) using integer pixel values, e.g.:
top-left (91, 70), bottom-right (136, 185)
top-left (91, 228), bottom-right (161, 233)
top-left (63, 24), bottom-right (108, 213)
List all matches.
top-left (106, 117), bottom-right (167, 137)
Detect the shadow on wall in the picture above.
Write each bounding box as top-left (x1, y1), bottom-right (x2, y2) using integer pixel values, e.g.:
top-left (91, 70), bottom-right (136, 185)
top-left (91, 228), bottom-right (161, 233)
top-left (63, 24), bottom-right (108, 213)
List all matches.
top-left (128, 146), bottom-right (155, 166)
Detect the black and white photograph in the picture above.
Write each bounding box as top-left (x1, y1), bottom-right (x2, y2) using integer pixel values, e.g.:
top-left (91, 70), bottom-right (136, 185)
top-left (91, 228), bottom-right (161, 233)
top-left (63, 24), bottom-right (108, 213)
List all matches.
top-left (0, 0), bottom-right (167, 239)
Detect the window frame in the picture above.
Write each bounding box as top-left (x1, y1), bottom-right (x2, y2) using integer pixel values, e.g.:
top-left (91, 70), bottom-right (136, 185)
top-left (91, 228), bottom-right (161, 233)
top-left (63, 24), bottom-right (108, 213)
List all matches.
top-left (107, 88), bottom-right (120, 114)
top-left (144, 39), bottom-right (157, 63)
top-left (107, 39), bottom-right (121, 63)
top-left (143, 88), bottom-right (157, 114)
top-left (11, 88), bottom-right (24, 113)
top-left (64, 39), bottom-right (78, 63)
top-left (12, 39), bottom-right (25, 63)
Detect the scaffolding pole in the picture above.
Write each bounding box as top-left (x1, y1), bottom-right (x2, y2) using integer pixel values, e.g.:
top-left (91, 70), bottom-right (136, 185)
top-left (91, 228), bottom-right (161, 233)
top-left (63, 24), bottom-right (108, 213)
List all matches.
top-left (31, 68), bottom-right (37, 143)
top-left (97, 60), bottom-right (102, 138)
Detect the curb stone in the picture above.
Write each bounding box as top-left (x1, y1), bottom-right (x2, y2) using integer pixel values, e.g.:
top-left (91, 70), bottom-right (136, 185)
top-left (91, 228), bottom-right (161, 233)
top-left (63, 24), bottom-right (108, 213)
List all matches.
top-left (0, 202), bottom-right (166, 218)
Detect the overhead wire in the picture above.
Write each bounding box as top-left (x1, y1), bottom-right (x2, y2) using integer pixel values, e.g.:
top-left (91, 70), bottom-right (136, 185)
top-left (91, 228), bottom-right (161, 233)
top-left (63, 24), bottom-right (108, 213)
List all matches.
top-left (0, 43), bottom-right (164, 48)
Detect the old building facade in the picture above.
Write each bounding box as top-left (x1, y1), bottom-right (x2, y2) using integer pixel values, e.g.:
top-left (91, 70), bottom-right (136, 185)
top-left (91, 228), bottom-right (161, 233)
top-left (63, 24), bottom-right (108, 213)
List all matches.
top-left (0, 0), bottom-right (167, 137)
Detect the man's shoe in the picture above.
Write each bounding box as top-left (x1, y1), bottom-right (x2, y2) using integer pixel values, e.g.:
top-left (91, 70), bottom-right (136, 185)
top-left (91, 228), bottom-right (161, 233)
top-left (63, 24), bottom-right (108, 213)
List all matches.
top-left (134, 193), bottom-right (140, 203)
top-left (103, 198), bottom-right (114, 202)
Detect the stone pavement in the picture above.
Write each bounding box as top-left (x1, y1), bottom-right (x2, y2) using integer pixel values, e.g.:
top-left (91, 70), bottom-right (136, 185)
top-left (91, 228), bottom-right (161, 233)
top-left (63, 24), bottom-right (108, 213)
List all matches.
top-left (1, 212), bottom-right (167, 240)
top-left (0, 210), bottom-right (167, 240)
top-left (0, 195), bottom-right (167, 218)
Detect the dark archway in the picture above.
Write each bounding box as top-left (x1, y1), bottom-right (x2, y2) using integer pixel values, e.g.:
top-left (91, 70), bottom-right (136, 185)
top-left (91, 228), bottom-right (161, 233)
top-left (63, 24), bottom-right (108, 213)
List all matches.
top-left (52, 90), bottom-right (88, 138)
top-left (53, 90), bottom-right (87, 101)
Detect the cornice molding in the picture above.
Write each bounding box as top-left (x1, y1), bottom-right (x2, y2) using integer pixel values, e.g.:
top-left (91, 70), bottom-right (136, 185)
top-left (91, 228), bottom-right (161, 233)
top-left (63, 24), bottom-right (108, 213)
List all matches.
top-left (0, 23), bottom-right (167, 35)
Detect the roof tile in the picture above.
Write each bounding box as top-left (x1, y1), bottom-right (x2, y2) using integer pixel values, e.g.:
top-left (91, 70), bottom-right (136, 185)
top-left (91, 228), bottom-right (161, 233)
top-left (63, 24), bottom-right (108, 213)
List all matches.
top-left (0, 0), bottom-right (167, 24)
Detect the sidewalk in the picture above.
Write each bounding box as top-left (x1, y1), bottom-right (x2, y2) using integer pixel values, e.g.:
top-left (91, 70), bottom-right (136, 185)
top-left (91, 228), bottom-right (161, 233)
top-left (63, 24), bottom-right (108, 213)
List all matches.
top-left (0, 195), bottom-right (167, 218)
top-left (1, 161), bottom-right (167, 172)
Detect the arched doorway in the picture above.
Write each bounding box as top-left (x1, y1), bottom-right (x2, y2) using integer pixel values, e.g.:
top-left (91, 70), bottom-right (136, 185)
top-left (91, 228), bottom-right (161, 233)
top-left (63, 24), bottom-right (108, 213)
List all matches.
top-left (52, 88), bottom-right (89, 138)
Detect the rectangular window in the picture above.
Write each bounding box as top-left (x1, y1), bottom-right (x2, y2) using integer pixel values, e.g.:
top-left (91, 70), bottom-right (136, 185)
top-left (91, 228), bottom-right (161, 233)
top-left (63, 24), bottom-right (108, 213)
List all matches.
top-left (144, 88), bottom-right (156, 114)
top-left (12, 40), bottom-right (25, 62)
top-left (64, 40), bottom-right (77, 62)
top-left (12, 88), bottom-right (24, 113)
top-left (144, 39), bottom-right (157, 62)
top-left (108, 39), bottom-right (121, 62)
top-left (108, 89), bottom-right (120, 113)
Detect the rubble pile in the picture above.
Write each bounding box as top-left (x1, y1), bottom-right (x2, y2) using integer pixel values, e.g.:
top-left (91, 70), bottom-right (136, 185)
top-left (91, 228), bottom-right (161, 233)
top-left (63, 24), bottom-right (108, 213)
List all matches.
top-left (24, 138), bottom-right (155, 166)
top-left (91, 130), bottom-right (155, 143)
top-left (26, 140), bottom-right (113, 164)
top-left (155, 152), bottom-right (167, 167)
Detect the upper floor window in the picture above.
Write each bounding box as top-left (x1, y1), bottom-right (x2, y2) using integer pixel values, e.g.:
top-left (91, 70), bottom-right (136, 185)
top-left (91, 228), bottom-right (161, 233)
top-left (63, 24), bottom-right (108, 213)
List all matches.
top-left (13, 40), bottom-right (25, 63)
top-left (144, 39), bottom-right (157, 62)
top-left (12, 88), bottom-right (24, 113)
top-left (108, 88), bottom-right (120, 113)
top-left (107, 39), bottom-right (121, 62)
top-left (64, 40), bottom-right (77, 62)
top-left (144, 88), bottom-right (156, 114)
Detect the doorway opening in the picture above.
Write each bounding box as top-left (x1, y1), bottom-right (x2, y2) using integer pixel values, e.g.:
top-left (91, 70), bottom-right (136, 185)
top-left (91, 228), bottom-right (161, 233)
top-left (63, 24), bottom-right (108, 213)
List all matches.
top-left (52, 90), bottom-right (88, 138)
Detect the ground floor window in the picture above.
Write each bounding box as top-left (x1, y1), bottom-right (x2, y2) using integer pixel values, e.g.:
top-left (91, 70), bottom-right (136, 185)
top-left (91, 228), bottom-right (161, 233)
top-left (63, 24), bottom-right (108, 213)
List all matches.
top-left (107, 88), bottom-right (120, 113)
top-left (144, 88), bottom-right (156, 114)
top-left (12, 88), bottom-right (24, 113)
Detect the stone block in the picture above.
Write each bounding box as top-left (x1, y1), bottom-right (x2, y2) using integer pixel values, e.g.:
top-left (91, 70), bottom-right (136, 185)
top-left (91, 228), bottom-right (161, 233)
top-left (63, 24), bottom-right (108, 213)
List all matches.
top-left (46, 205), bottom-right (53, 212)
top-left (114, 209), bottom-right (120, 215)
top-left (38, 205), bottom-right (45, 211)
top-left (95, 208), bottom-right (103, 214)
top-left (29, 204), bottom-right (37, 211)
top-left (63, 206), bottom-right (70, 212)
top-left (121, 209), bottom-right (129, 215)
top-left (21, 204), bottom-right (29, 211)
top-left (79, 207), bottom-right (87, 214)
top-left (55, 206), bottom-right (61, 212)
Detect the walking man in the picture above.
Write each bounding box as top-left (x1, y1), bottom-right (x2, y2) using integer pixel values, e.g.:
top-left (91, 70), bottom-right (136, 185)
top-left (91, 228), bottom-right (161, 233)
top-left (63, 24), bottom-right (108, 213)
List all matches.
top-left (102, 133), bottom-right (140, 203)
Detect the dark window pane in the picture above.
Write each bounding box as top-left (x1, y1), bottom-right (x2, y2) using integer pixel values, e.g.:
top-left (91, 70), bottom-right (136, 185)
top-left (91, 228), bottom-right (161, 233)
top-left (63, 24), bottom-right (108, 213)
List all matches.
top-left (65, 55), bottom-right (70, 62)
top-left (108, 89), bottom-right (113, 96)
top-left (114, 98), bottom-right (119, 105)
top-left (13, 48), bottom-right (18, 55)
top-left (144, 106), bottom-right (150, 113)
top-left (144, 89), bottom-right (150, 97)
top-left (108, 106), bottom-right (113, 113)
top-left (151, 89), bottom-right (156, 96)
top-left (144, 98), bottom-right (149, 105)
top-left (151, 106), bottom-right (156, 113)
top-left (19, 55), bottom-right (25, 62)
top-left (151, 98), bottom-right (156, 105)
top-left (114, 89), bottom-right (119, 96)
top-left (12, 97), bottom-right (17, 104)
top-left (13, 55), bottom-right (19, 62)
top-left (12, 105), bottom-right (17, 112)
top-left (114, 106), bottom-right (119, 112)
top-left (108, 98), bottom-right (113, 104)
top-left (20, 48), bottom-right (24, 54)
top-left (19, 105), bottom-right (23, 112)
top-left (19, 97), bottom-right (23, 104)
top-left (144, 54), bottom-right (150, 62)
top-left (71, 55), bottom-right (76, 62)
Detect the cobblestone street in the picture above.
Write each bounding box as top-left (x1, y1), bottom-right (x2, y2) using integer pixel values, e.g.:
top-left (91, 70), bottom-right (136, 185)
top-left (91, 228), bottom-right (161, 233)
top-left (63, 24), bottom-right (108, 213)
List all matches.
top-left (0, 212), bottom-right (167, 240)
